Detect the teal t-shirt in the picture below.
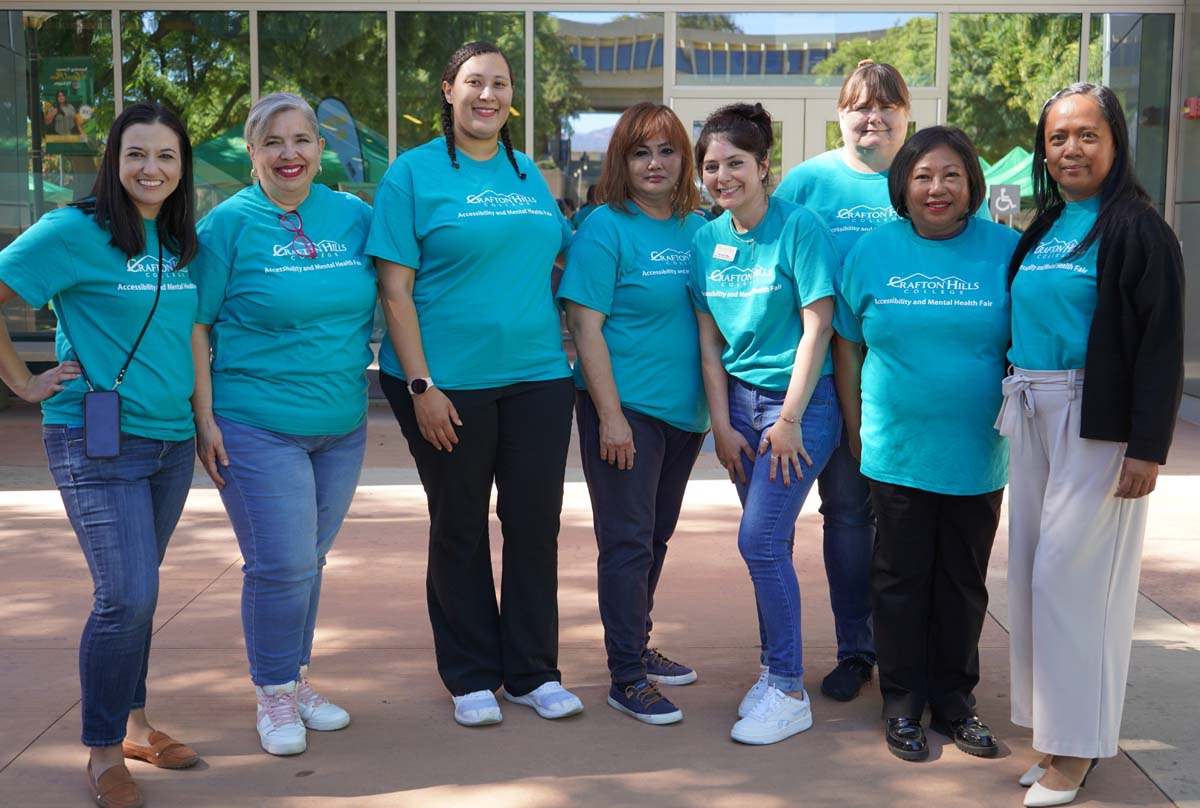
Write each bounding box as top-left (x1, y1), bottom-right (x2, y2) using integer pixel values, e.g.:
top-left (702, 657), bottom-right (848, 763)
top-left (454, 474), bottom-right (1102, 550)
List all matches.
top-left (835, 218), bottom-right (1018, 495)
top-left (776, 148), bottom-right (992, 262)
top-left (1008, 197), bottom-right (1101, 370)
top-left (557, 203), bottom-right (710, 434)
top-left (366, 137), bottom-right (572, 389)
top-left (0, 207), bottom-right (197, 440)
top-left (193, 184), bottom-right (376, 436)
top-left (688, 198), bottom-right (837, 390)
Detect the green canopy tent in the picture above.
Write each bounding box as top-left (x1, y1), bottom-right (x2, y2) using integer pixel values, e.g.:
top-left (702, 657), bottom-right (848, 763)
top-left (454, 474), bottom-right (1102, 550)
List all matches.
top-left (192, 122), bottom-right (390, 206)
top-left (983, 146), bottom-right (1034, 199)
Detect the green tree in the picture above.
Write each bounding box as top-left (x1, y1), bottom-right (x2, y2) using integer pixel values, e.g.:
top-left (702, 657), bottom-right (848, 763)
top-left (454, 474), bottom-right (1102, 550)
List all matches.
top-left (121, 12), bottom-right (251, 144)
top-left (676, 15), bottom-right (742, 33)
top-left (812, 17), bottom-right (937, 87)
top-left (949, 14), bottom-right (1080, 163)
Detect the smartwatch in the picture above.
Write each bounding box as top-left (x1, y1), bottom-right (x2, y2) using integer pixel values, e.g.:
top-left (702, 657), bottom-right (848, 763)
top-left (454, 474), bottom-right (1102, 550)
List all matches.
top-left (408, 376), bottom-right (435, 395)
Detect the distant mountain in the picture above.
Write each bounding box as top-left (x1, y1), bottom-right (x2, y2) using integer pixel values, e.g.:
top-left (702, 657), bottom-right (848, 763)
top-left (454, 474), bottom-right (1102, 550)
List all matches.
top-left (571, 125), bottom-right (614, 153)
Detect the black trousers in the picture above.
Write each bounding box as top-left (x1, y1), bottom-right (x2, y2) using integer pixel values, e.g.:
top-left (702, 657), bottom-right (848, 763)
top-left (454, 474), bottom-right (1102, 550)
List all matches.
top-left (868, 479), bottom-right (1003, 722)
top-left (576, 391), bottom-right (704, 684)
top-left (382, 372), bottom-right (575, 696)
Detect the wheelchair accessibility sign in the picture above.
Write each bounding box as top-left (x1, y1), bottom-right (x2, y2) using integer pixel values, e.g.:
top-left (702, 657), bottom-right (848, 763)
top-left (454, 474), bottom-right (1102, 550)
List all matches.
top-left (989, 184), bottom-right (1021, 217)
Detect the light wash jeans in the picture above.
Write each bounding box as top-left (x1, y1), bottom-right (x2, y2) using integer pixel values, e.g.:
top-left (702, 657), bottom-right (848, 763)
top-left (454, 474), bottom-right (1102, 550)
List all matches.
top-left (215, 414), bottom-right (366, 686)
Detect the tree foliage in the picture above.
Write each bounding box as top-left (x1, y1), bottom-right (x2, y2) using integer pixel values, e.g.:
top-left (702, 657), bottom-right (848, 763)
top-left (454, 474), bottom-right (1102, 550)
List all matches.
top-left (948, 14), bottom-right (1080, 162)
top-left (812, 17), bottom-right (937, 88)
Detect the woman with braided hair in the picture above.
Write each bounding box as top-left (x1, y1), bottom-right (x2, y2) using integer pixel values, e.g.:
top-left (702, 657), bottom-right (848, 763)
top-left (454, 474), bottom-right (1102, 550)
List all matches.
top-left (368, 41), bottom-right (581, 727)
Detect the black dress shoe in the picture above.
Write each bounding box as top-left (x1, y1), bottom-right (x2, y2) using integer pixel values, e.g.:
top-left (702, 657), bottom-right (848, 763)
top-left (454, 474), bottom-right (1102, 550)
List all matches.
top-left (820, 658), bottom-right (874, 702)
top-left (885, 717), bottom-right (929, 761)
top-left (930, 715), bottom-right (998, 757)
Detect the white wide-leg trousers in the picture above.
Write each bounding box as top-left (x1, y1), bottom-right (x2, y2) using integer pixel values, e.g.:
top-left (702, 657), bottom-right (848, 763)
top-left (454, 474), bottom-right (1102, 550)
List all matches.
top-left (997, 368), bottom-right (1150, 758)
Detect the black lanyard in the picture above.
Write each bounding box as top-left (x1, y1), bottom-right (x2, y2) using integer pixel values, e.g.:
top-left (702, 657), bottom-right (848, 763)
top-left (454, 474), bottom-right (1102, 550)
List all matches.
top-left (67, 238), bottom-right (166, 392)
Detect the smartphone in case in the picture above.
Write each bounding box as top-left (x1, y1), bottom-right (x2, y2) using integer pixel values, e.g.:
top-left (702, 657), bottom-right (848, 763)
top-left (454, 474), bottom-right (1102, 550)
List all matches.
top-left (83, 390), bottom-right (121, 459)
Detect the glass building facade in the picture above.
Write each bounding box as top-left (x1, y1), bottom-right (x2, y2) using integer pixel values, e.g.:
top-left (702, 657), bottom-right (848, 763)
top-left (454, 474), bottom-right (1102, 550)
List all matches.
top-left (1, 1), bottom-right (1196, 407)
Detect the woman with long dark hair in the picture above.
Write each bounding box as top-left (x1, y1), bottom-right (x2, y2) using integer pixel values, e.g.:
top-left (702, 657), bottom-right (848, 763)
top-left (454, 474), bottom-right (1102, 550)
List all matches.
top-left (557, 102), bottom-right (707, 724)
top-left (1000, 83), bottom-right (1184, 807)
top-left (0, 103), bottom-right (200, 808)
top-left (690, 103), bottom-right (840, 746)
top-left (368, 41), bottom-right (582, 727)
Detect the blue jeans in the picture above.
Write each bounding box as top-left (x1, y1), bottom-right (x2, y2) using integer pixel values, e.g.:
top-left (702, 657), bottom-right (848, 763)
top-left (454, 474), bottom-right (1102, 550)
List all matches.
top-left (43, 426), bottom-right (195, 747)
top-left (816, 430), bottom-right (877, 665)
top-left (215, 415), bottom-right (366, 686)
top-left (576, 391), bottom-right (705, 684)
top-left (728, 375), bottom-right (841, 692)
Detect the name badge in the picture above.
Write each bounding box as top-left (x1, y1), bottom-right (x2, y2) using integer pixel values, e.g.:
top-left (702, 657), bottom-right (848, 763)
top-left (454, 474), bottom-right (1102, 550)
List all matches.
top-left (713, 244), bottom-right (737, 261)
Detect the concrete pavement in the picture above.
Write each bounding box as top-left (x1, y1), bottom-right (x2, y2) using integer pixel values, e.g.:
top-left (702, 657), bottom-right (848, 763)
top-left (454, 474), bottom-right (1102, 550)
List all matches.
top-left (1, 398), bottom-right (1196, 807)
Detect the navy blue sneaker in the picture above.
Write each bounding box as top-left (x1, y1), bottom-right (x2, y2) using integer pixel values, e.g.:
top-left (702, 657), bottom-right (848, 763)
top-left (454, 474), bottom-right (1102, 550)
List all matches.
top-left (608, 679), bottom-right (683, 725)
top-left (643, 648), bottom-right (698, 685)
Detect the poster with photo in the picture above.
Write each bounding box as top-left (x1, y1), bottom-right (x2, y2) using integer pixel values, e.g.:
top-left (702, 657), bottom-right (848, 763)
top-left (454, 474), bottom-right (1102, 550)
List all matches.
top-left (40, 57), bottom-right (95, 155)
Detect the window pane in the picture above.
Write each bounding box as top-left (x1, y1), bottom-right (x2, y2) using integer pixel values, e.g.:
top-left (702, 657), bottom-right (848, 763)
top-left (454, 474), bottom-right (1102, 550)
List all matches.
top-left (393, 13), bottom-right (526, 154)
top-left (535, 12), bottom-right (663, 207)
top-left (3, 11), bottom-right (114, 340)
top-left (676, 13), bottom-right (936, 87)
top-left (121, 11), bottom-right (250, 216)
top-left (949, 13), bottom-right (1081, 164)
top-left (1089, 13), bottom-right (1174, 210)
top-left (260, 11), bottom-right (386, 200)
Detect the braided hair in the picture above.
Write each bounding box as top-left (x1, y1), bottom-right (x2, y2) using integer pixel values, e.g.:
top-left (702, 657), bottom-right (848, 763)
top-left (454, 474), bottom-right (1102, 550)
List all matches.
top-left (441, 41), bottom-right (525, 180)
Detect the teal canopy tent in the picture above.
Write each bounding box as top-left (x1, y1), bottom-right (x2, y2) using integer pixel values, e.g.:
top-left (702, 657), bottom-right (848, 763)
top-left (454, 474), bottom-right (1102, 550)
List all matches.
top-left (28, 174), bottom-right (74, 204)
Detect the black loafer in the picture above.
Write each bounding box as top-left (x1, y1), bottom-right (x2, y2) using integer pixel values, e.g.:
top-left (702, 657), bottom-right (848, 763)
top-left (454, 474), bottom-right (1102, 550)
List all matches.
top-left (820, 658), bottom-right (874, 702)
top-left (930, 715), bottom-right (998, 757)
top-left (885, 717), bottom-right (928, 761)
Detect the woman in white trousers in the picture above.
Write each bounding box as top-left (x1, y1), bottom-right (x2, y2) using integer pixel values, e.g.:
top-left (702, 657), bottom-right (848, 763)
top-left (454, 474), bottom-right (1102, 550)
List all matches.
top-left (999, 83), bottom-right (1184, 808)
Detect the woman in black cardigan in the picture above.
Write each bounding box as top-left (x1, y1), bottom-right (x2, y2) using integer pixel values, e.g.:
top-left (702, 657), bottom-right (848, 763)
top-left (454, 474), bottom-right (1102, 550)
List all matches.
top-left (997, 83), bottom-right (1184, 808)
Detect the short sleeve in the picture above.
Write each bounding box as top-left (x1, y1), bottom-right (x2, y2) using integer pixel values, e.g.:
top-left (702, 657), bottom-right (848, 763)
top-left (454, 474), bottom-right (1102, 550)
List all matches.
top-left (366, 159), bottom-right (421, 269)
top-left (557, 212), bottom-right (619, 316)
top-left (190, 235), bottom-right (232, 325)
top-left (688, 237), bottom-right (711, 314)
top-left (833, 249), bottom-right (864, 344)
top-left (789, 209), bottom-right (837, 307)
top-left (0, 211), bottom-right (78, 308)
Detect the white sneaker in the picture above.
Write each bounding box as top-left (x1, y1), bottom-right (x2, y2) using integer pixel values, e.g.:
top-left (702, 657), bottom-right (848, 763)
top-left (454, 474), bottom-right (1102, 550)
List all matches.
top-left (737, 664), bottom-right (771, 718)
top-left (730, 685), bottom-right (813, 745)
top-left (296, 666), bottom-right (350, 731)
top-left (255, 681), bottom-right (307, 755)
top-left (502, 681), bottom-right (584, 720)
top-left (452, 690), bottom-right (503, 726)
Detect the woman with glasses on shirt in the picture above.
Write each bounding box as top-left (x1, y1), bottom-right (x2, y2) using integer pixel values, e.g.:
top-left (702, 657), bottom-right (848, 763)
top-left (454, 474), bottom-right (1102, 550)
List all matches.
top-left (191, 92), bottom-right (377, 757)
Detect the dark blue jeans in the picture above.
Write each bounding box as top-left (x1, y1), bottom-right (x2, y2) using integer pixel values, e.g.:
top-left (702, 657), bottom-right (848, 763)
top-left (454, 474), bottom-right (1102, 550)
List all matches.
top-left (43, 426), bottom-right (194, 747)
top-left (728, 375), bottom-right (841, 691)
top-left (816, 432), bottom-right (877, 665)
top-left (576, 391), bottom-right (705, 684)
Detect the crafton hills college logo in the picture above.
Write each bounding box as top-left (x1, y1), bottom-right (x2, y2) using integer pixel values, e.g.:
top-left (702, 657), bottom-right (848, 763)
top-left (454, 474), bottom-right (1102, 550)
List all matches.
top-left (125, 254), bottom-right (179, 273)
top-left (837, 204), bottom-right (896, 222)
top-left (886, 272), bottom-right (980, 294)
top-left (649, 248), bottom-right (691, 263)
top-left (466, 189), bottom-right (538, 206)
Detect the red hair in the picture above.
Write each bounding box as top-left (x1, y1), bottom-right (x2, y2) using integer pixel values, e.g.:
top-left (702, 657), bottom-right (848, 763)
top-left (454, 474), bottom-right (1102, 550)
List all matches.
top-left (597, 102), bottom-right (700, 219)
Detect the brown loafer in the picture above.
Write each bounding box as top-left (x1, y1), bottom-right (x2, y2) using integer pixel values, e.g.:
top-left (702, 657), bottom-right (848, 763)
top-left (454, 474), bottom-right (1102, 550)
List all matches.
top-left (122, 730), bottom-right (199, 769)
top-left (87, 761), bottom-right (143, 808)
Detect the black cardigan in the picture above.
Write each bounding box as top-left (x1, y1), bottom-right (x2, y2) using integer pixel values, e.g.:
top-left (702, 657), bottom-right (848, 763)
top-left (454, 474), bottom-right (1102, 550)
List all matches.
top-left (1010, 204), bottom-right (1185, 464)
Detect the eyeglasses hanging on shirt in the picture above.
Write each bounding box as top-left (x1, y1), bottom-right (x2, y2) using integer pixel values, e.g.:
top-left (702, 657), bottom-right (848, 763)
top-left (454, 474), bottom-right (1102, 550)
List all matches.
top-left (279, 210), bottom-right (318, 259)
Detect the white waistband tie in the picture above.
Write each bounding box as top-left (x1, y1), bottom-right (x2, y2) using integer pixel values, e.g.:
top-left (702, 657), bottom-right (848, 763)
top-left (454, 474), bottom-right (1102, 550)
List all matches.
top-left (994, 368), bottom-right (1082, 437)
